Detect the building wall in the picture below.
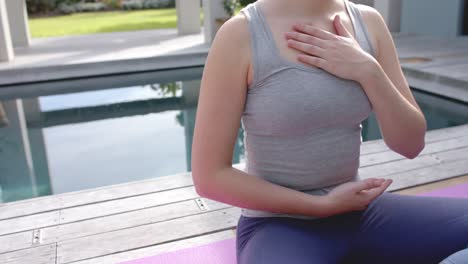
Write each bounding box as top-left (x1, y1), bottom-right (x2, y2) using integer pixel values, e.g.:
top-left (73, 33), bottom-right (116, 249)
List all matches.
top-left (401, 0), bottom-right (465, 37)
top-left (464, 0), bottom-right (468, 35)
top-left (351, 0), bottom-right (401, 32)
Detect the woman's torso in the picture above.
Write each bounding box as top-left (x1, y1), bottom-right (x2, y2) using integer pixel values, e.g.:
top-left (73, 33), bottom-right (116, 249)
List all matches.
top-left (239, 0), bottom-right (376, 220)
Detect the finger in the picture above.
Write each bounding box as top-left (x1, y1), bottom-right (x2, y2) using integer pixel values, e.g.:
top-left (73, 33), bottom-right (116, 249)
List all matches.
top-left (368, 178), bottom-right (386, 186)
top-left (293, 23), bottom-right (336, 40)
top-left (284, 31), bottom-right (327, 49)
top-left (365, 179), bottom-right (393, 200)
top-left (297, 54), bottom-right (327, 70)
top-left (352, 178), bottom-right (385, 192)
top-left (287, 39), bottom-right (325, 58)
top-left (333, 15), bottom-right (353, 38)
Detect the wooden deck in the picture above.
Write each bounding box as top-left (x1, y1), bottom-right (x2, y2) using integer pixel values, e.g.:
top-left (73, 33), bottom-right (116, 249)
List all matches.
top-left (1, 124), bottom-right (468, 264)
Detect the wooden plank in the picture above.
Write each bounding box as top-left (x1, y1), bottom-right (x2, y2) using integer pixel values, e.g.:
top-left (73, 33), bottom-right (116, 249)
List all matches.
top-left (56, 160), bottom-right (240, 210)
top-left (0, 171), bottom-right (192, 220)
top-left (0, 244), bottom-right (56, 264)
top-left (0, 196), bottom-right (61, 221)
top-left (360, 145), bottom-right (468, 192)
top-left (0, 163), bottom-right (244, 221)
top-left (387, 158), bottom-right (468, 192)
top-left (0, 211), bottom-right (59, 236)
top-left (56, 207), bottom-right (241, 264)
top-left (59, 186), bottom-right (199, 224)
top-left (360, 123), bottom-right (468, 155)
top-left (359, 144), bottom-right (468, 180)
top-left (432, 145), bottom-right (468, 162)
top-left (395, 174), bottom-right (468, 195)
top-left (359, 154), bottom-right (440, 178)
top-left (357, 146), bottom-right (468, 191)
top-left (0, 231), bottom-right (32, 254)
top-left (41, 198), bottom-right (228, 244)
top-left (72, 230), bottom-right (235, 264)
top-left (360, 135), bottom-right (468, 167)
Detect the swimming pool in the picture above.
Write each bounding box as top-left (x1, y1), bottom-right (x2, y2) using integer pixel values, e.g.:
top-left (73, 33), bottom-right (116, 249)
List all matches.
top-left (1, 67), bottom-right (467, 203)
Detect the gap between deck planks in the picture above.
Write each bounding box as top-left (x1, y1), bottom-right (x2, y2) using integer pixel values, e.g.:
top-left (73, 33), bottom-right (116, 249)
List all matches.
top-left (394, 174), bottom-right (468, 195)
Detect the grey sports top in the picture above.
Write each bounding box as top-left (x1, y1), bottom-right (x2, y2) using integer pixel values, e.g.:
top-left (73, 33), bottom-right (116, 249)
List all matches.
top-left (239, 0), bottom-right (376, 220)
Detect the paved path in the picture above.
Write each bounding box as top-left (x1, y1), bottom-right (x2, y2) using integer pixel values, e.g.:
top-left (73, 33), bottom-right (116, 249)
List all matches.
top-left (0, 30), bottom-right (467, 102)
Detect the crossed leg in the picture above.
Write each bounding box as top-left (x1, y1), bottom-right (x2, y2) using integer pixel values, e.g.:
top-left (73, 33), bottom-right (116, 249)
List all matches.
top-left (236, 210), bottom-right (362, 264)
top-left (237, 192), bottom-right (468, 264)
top-left (346, 192), bottom-right (468, 264)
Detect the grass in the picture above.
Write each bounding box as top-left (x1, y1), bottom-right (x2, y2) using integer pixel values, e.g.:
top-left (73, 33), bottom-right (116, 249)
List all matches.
top-left (29, 8), bottom-right (191, 37)
top-left (29, 6), bottom-right (244, 38)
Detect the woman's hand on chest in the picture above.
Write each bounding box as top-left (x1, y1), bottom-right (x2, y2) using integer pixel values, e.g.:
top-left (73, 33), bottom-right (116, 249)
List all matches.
top-left (284, 14), bottom-right (378, 82)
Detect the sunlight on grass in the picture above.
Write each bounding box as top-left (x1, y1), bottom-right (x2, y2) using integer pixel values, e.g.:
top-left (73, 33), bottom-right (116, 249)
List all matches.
top-left (29, 6), bottom-right (245, 38)
top-left (29, 8), bottom-right (203, 37)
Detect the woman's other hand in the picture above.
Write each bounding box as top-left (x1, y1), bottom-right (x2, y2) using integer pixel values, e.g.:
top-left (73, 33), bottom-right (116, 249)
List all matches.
top-left (322, 178), bottom-right (393, 217)
top-left (284, 15), bottom-right (378, 82)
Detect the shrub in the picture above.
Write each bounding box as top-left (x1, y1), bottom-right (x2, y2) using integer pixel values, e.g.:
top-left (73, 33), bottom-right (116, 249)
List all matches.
top-left (122, 0), bottom-right (143, 10)
top-left (57, 2), bottom-right (75, 13)
top-left (28, 0), bottom-right (175, 14)
top-left (27, 0), bottom-right (102, 15)
top-left (143, 0), bottom-right (174, 9)
top-left (103, 0), bottom-right (121, 9)
top-left (122, 0), bottom-right (174, 10)
top-left (26, 0), bottom-right (56, 14)
top-left (239, 0), bottom-right (255, 6)
top-left (75, 2), bottom-right (106, 12)
top-left (223, 0), bottom-right (239, 17)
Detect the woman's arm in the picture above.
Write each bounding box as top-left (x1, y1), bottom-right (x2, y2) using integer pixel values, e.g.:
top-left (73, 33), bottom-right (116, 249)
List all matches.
top-left (357, 5), bottom-right (427, 159)
top-left (191, 15), bottom-right (331, 217)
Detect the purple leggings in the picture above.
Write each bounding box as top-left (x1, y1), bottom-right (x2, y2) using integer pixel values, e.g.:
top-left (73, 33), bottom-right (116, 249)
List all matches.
top-left (236, 192), bottom-right (468, 264)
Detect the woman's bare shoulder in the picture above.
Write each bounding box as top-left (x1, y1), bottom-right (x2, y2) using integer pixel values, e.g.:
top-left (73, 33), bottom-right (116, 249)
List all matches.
top-left (353, 4), bottom-right (387, 59)
top-left (213, 13), bottom-right (253, 86)
top-left (214, 13), bottom-right (251, 53)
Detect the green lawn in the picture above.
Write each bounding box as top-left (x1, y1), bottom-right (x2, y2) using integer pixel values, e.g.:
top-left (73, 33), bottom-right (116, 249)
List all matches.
top-left (29, 7), bottom-right (243, 38)
top-left (30, 9), bottom-right (187, 37)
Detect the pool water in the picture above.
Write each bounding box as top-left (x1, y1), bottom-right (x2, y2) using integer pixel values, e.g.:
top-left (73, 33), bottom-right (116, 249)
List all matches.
top-left (0, 68), bottom-right (467, 203)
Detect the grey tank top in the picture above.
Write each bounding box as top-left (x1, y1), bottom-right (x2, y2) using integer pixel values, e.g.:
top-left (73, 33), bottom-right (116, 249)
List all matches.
top-left (239, 0), bottom-right (376, 220)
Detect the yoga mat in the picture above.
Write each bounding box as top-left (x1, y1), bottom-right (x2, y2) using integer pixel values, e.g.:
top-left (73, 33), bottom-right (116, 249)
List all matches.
top-left (120, 183), bottom-right (468, 264)
top-left (119, 238), bottom-right (236, 264)
top-left (415, 183), bottom-right (468, 198)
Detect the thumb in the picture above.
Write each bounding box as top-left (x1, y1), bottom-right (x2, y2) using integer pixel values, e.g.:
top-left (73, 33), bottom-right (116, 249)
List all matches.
top-left (333, 15), bottom-right (352, 38)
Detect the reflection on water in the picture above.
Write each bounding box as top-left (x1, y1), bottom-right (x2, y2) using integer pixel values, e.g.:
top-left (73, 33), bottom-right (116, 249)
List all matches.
top-left (0, 74), bottom-right (467, 203)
